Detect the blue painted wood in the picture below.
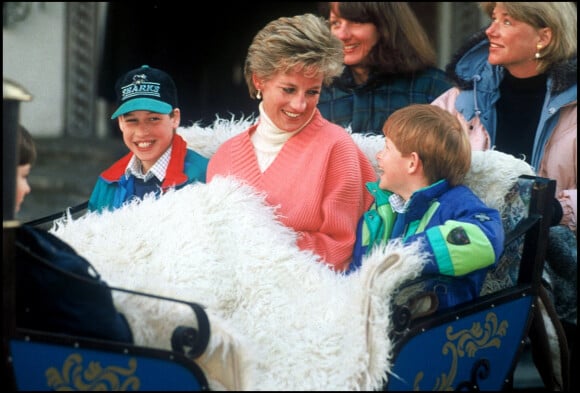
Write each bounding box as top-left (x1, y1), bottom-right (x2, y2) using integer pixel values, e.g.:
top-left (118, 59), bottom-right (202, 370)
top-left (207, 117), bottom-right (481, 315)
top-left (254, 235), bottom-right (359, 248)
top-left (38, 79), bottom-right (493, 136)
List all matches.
top-left (10, 339), bottom-right (208, 391)
top-left (387, 295), bottom-right (532, 391)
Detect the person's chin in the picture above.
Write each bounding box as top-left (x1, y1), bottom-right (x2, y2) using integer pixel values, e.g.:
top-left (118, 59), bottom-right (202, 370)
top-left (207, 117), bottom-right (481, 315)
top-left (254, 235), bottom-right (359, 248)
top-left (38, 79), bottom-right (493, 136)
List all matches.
top-left (487, 55), bottom-right (502, 66)
top-left (344, 58), bottom-right (362, 67)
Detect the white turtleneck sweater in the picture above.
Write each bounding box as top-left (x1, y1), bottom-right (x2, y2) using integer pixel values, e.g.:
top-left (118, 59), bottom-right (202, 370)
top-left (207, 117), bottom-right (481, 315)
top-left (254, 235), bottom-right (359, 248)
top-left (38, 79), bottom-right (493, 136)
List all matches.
top-left (250, 103), bottom-right (314, 172)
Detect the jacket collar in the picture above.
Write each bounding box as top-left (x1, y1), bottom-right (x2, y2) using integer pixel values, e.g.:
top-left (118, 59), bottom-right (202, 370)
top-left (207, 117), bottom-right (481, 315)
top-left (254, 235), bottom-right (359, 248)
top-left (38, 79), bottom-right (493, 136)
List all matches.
top-left (366, 179), bottom-right (451, 218)
top-left (101, 134), bottom-right (188, 187)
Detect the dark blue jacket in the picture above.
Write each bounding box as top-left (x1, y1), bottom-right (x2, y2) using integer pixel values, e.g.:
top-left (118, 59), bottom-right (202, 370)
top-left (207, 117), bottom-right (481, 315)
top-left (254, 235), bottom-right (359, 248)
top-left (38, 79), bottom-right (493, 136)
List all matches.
top-left (15, 225), bottom-right (134, 343)
top-left (351, 179), bottom-right (504, 310)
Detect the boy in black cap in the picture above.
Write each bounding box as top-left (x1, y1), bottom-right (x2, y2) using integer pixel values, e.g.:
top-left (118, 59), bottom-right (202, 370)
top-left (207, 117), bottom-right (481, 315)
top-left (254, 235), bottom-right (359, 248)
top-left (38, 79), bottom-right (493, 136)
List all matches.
top-left (88, 65), bottom-right (208, 212)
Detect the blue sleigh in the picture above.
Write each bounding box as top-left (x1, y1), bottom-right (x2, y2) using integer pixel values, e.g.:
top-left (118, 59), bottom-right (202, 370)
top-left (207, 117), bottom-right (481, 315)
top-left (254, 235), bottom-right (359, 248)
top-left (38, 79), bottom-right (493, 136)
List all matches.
top-left (2, 79), bottom-right (570, 391)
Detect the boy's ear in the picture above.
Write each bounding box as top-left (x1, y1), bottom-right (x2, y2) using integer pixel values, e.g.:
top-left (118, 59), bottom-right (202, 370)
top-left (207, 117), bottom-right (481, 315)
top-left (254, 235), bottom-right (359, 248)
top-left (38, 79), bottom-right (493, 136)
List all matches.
top-left (408, 152), bottom-right (422, 174)
top-left (171, 108), bottom-right (181, 127)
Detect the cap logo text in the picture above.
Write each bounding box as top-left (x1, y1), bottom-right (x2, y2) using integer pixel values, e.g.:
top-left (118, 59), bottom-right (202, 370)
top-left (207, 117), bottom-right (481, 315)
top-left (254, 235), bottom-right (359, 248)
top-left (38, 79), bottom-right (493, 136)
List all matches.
top-left (121, 73), bottom-right (161, 102)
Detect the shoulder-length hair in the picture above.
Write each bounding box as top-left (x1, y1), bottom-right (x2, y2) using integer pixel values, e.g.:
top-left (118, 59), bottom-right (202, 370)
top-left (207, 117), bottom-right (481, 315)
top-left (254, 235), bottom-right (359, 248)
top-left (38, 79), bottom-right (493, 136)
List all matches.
top-left (18, 125), bottom-right (37, 166)
top-left (319, 2), bottom-right (437, 74)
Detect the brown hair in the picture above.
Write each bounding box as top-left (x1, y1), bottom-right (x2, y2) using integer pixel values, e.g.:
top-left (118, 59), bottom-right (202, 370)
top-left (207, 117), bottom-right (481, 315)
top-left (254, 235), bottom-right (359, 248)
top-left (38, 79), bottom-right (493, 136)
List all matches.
top-left (319, 2), bottom-right (437, 73)
top-left (18, 125), bottom-right (37, 166)
top-left (383, 104), bottom-right (471, 186)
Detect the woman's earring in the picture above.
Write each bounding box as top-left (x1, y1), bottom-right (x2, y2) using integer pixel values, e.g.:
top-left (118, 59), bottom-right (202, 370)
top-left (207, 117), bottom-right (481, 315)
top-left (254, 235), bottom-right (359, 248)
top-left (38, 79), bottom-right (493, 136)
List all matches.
top-left (256, 90), bottom-right (262, 100)
top-left (535, 44), bottom-right (542, 59)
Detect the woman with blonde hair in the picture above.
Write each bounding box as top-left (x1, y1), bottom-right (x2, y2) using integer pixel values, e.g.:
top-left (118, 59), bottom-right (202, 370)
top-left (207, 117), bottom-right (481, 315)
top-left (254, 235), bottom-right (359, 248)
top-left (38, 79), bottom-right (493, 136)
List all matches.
top-left (433, 2), bottom-right (577, 234)
top-left (207, 14), bottom-right (377, 272)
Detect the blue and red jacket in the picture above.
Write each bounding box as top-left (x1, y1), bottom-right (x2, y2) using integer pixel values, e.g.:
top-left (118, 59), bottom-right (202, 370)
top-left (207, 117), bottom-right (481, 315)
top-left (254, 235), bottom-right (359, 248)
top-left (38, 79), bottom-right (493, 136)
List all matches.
top-left (88, 134), bottom-right (207, 213)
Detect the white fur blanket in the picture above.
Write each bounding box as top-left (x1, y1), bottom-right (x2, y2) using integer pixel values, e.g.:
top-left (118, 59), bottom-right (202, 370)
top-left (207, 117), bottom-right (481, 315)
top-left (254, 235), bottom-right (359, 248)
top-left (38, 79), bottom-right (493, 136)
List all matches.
top-left (49, 117), bottom-right (535, 390)
top-left (51, 178), bottom-right (428, 390)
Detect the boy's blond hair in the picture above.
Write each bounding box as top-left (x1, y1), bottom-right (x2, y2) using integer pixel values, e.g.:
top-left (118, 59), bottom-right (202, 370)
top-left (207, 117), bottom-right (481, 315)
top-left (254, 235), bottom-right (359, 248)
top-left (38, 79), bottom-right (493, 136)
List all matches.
top-left (383, 104), bottom-right (471, 186)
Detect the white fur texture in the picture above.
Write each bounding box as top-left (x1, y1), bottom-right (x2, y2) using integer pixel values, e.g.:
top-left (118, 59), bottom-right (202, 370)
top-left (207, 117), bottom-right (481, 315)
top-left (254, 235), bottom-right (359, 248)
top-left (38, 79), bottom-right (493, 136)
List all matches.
top-left (178, 116), bottom-right (255, 159)
top-left (465, 149), bottom-right (535, 214)
top-left (51, 177), bottom-right (428, 390)
top-left (50, 118), bottom-right (534, 390)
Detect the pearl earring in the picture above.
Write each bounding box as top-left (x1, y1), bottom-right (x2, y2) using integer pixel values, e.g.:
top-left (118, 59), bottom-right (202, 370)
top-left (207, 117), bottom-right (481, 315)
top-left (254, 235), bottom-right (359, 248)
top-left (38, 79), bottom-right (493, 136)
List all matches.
top-left (256, 90), bottom-right (262, 100)
top-left (535, 44), bottom-right (542, 59)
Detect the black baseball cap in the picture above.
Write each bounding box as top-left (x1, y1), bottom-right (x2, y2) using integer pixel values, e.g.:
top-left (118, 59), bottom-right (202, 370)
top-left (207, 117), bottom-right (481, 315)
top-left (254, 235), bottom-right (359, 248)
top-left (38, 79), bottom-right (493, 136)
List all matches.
top-left (111, 65), bottom-right (178, 119)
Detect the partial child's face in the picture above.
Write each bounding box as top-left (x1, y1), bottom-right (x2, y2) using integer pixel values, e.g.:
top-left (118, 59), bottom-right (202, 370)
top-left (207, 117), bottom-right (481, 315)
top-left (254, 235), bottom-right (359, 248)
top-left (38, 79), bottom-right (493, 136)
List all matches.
top-left (255, 68), bottom-right (323, 132)
top-left (376, 137), bottom-right (410, 196)
top-left (15, 163), bottom-right (32, 213)
top-left (485, 3), bottom-right (547, 77)
top-left (329, 6), bottom-right (379, 67)
top-left (118, 109), bottom-right (180, 173)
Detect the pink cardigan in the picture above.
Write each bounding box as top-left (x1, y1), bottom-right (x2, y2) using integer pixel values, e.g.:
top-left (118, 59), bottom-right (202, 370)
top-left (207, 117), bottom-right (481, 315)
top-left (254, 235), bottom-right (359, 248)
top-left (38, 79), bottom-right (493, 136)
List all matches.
top-left (207, 111), bottom-right (377, 271)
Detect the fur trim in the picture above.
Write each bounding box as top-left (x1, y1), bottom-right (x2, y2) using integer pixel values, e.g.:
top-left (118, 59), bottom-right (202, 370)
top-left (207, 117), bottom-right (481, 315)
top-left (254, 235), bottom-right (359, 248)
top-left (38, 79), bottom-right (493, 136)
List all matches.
top-left (178, 115), bottom-right (255, 158)
top-left (445, 28), bottom-right (489, 90)
top-left (465, 149), bottom-right (535, 215)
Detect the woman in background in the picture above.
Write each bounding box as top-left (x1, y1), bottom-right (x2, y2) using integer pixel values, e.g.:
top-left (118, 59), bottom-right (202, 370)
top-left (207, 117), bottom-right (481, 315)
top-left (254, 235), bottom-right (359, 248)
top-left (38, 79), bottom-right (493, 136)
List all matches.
top-left (317, 2), bottom-right (451, 135)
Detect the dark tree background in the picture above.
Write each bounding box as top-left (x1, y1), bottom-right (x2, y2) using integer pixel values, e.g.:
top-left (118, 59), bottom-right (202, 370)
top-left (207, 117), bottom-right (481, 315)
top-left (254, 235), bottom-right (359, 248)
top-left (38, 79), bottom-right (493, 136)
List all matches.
top-left (99, 2), bottom-right (318, 129)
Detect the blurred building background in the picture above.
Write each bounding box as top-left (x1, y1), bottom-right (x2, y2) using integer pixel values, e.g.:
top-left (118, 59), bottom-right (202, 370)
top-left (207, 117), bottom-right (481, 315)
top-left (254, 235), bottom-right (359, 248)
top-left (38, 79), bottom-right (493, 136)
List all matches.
top-left (4, 2), bottom-right (488, 138)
